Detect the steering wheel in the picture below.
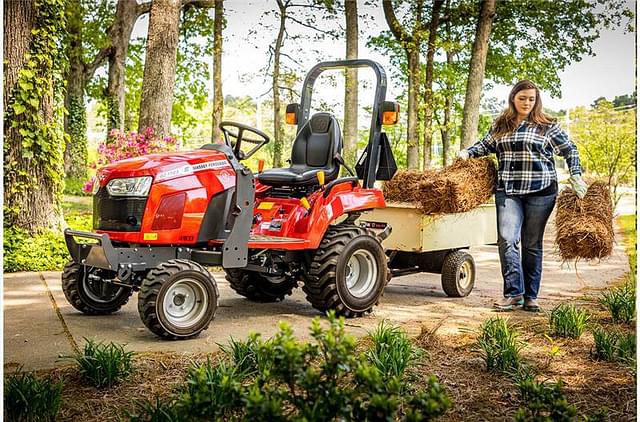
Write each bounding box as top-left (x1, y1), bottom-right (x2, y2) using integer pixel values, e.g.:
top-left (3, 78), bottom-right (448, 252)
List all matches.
top-left (219, 121), bottom-right (270, 161)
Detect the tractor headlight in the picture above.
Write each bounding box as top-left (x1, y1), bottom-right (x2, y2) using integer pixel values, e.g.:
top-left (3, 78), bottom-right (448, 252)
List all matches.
top-left (106, 176), bottom-right (153, 197)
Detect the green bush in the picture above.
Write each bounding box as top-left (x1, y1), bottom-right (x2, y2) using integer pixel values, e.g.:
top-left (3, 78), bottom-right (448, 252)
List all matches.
top-left (514, 378), bottom-right (577, 421)
top-left (599, 282), bottom-right (636, 324)
top-left (549, 304), bottom-right (591, 339)
top-left (4, 369), bottom-right (64, 422)
top-left (127, 397), bottom-right (179, 422)
top-left (3, 227), bottom-right (69, 272)
top-left (74, 338), bottom-right (134, 388)
top-left (475, 316), bottom-right (525, 372)
top-left (64, 176), bottom-right (91, 196)
top-left (592, 326), bottom-right (636, 364)
top-left (171, 312), bottom-right (451, 421)
top-left (367, 320), bottom-right (420, 380)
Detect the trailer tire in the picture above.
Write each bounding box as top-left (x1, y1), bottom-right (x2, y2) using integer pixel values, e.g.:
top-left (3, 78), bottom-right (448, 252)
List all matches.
top-left (441, 251), bottom-right (475, 297)
top-left (62, 261), bottom-right (133, 315)
top-left (302, 224), bottom-right (387, 317)
top-left (225, 269), bottom-right (297, 302)
top-left (138, 259), bottom-right (218, 340)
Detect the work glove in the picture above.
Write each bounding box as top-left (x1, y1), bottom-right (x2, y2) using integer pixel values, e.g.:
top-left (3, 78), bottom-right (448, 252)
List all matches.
top-left (458, 150), bottom-right (470, 160)
top-left (569, 174), bottom-right (588, 199)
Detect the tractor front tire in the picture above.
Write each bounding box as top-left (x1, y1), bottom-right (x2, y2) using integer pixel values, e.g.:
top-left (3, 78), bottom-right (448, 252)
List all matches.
top-left (62, 261), bottom-right (133, 315)
top-left (225, 269), bottom-right (297, 302)
top-left (302, 224), bottom-right (387, 317)
top-left (138, 259), bottom-right (218, 340)
top-left (441, 250), bottom-right (475, 297)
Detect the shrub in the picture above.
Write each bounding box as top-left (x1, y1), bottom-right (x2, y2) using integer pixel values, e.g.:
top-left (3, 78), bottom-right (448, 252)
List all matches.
top-left (592, 326), bottom-right (636, 364)
top-left (74, 338), bottom-right (134, 388)
top-left (549, 304), bottom-right (591, 339)
top-left (3, 227), bottom-right (69, 272)
top-left (367, 320), bottom-right (420, 380)
top-left (4, 369), bottom-right (64, 422)
top-left (219, 333), bottom-right (262, 378)
top-left (475, 316), bottom-right (525, 372)
top-left (514, 378), bottom-right (577, 421)
top-left (599, 283), bottom-right (635, 324)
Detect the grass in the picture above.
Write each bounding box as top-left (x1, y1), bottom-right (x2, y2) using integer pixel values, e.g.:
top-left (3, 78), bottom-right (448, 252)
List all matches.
top-left (475, 316), bottom-right (525, 373)
top-left (219, 334), bottom-right (262, 377)
top-left (549, 303), bottom-right (591, 339)
top-left (4, 369), bottom-right (64, 422)
top-left (592, 326), bottom-right (636, 364)
top-left (599, 281), bottom-right (636, 324)
top-left (366, 320), bottom-right (419, 380)
top-left (127, 397), bottom-right (179, 422)
top-left (617, 214), bottom-right (636, 273)
top-left (73, 338), bottom-right (134, 388)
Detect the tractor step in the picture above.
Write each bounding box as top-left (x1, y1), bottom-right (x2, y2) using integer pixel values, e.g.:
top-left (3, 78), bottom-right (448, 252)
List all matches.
top-left (248, 235), bottom-right (310, 249)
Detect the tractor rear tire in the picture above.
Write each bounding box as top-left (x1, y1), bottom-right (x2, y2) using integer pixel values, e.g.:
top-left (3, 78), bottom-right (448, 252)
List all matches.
top-left (61, 261), bottom-right (133, 315)
top-left (138, 259), bottom-right (218, 340)
top-left (302, 224), bottom-right (387, 317)
top-left (225, 269), bottom-right (297, 302)
top-left (441, 250), bottom-right (475, 297)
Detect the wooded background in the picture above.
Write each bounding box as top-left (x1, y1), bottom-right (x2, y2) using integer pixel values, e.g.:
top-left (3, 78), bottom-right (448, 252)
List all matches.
top-left (3, 0), bottom-right (636, 236)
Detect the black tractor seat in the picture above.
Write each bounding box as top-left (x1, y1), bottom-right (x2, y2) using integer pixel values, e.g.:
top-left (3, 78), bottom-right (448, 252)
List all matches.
top-left (258, 113), bottom-right (342, 187)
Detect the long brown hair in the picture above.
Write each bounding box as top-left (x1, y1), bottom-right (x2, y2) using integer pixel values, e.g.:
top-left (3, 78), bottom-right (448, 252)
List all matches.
top-left (491, 80), bottom-right (556, 139)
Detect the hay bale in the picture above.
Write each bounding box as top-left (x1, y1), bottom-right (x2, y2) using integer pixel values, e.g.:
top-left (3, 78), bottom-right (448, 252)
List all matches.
top-left (383, 157), bottom-right (497, 214)
top-left (555, 181), bottom-right (614, 260)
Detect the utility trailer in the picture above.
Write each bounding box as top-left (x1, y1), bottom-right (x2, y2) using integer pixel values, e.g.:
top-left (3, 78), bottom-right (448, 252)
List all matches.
top-left (359, 201), bottom-right (497, 297)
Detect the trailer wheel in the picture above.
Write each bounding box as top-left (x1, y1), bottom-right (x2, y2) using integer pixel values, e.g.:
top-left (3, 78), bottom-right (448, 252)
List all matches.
top-left (62, 261), bottom-right (133, 315)
top-left (225, 269), bottom-right (297, 302)
top-left (441, 251), bottom-right (475, 297)
top-left (302, 224), bottom-right (387, 317)
top-left (138, 259), bottom-right (218, 340)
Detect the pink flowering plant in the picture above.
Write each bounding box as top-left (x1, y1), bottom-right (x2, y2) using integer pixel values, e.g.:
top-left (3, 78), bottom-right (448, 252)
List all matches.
top-left (83, 127), bottom-right (178, 193)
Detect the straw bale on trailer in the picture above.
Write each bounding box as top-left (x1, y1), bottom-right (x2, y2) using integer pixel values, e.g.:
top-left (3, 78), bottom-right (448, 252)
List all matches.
top-left (555, 181), bottom-right (614, 261)
top-left (383, 157), bottom-right (497, 214)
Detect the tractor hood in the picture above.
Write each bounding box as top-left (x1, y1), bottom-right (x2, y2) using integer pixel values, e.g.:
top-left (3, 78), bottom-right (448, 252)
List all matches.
top-left (95, 149), bottom-right (233, 187)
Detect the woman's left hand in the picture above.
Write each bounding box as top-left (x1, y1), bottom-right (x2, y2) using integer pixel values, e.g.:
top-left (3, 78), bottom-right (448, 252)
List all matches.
top-left (569, 175), bottom-right (588, 199)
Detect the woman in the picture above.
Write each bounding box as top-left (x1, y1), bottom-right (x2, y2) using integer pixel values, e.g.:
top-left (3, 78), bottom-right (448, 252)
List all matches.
top-left (459, 80), bottom-right (587, 312)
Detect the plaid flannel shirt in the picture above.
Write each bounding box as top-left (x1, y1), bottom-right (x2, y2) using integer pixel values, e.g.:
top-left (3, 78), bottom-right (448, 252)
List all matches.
top-left (466, 121), bottom-right (582, 195)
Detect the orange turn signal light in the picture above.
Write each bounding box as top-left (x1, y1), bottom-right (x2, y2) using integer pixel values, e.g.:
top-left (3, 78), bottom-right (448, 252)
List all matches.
top-left (258, 159), bottom-right (265, 173)
top-left (382, 110), bottom-right (399, 125)
top-left (286, 112), bottom-right (297, 125)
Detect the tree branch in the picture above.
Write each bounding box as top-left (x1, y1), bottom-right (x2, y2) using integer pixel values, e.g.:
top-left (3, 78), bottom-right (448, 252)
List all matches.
top-left (136, 1), bottom-right (152, 16)
top-left (287, 14), bottom-right (336, 37)
top-left (84, 45), bottom-right (112, 80)
top-left (181, 0), bottom-right (215, 8)
top-left (383, 0), bottom-right (411, 44)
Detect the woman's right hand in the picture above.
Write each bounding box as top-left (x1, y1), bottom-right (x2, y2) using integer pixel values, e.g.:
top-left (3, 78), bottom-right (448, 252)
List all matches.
top-left (458, 150), bottom-right (470, 160)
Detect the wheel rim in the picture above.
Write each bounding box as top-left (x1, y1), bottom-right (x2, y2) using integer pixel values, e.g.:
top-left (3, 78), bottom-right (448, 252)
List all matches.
top-left (162, 278), bottom-right (208, 328)
top-left (82, 269), bottom-right (123, 303)
top-left (458, 260), bottom-right (474, 290)
top-left (345, 249), bottom-right (378, 298)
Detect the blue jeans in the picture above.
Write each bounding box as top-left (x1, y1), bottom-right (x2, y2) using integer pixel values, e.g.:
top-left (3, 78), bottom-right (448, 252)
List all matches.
top-left (495, 190), bottom-right (556, 299)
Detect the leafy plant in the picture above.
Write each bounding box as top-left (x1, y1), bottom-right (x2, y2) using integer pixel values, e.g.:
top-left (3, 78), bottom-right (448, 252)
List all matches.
top-left (549, 304), bottom-right (591, 339)
top-left (367, 320), bottom-right (420, 380)
top-left (599, 283), bottom-right (636, 324)
top-left (127, 397), bottom-right (179, 422)
top-left (4, 369), bottom-right (64, 422)
top-left (3, 227), bottom-right (69, 272)
top-left (219, 333), bottom-right (262, 378)
top-left (514, 378), bottom-right (577, 421)
top-left (73, 338), bottom-right (134, 388)
top-left (592, 326), bottom-right (636, 364)
top-left (475, 316), bottom-right (525, 372)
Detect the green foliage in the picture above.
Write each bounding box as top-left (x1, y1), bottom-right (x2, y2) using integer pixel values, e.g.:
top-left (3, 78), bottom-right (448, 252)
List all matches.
top-left (65, 81), bottom-right (88, 180)
top-left (127, 397), bottom-right (180, 422)
top-left (549, 304), bottom-right (591, 339)
top-left (570, 101), bottom-right (636, 204)
top-left (475, 316), bottom-right (525, 372)
top-left (592, 326), bottom-right (636, 364)
top-left (618, 214), bottom-right (636, 273)
top-left (64, 176), bottom-right (92, 196)
top-left (4, 369), bottom-right (64, 422)
top-left (173, 313), bottom-right (450, 421)
top-left (3, 226), bottom-right (69, 272)
top-left (599, 282), bottom-right (636, 324)
top-left (514, 378), bottom-right (577, 422)
top-left (73, 338), bottom-right (134, 388)
top-left (367, 320), bottom-right (420, 380)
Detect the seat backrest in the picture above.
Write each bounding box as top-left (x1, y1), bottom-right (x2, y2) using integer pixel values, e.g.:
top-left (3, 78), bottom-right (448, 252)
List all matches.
top-left (290, 113), bottom-right (342, 170)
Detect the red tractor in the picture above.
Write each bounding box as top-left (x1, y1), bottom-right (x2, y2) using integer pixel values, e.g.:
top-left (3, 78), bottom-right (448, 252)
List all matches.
top-left (63, 59), bottom-right (399, 339)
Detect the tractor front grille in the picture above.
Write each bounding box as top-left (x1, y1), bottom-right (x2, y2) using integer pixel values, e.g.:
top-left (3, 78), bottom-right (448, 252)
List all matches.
top-left (93, 188), bottom-right (148, 232)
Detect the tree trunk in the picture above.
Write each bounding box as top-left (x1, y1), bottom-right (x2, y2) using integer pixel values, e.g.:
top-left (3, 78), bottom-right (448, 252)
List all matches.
top-left (138, 0), bottom-right (181, 139)
top-left (272, 0), bottom-right (286, 168)
top-left (406, 48), bottom-right (420, 169)
top-left (460, 0), bottom-right (496, 149)
top-left (64, 0), bottom-right (88, 179)
top-left (4, 0), bottom-right (63, 232)
top-left (211, 0), bottom-right (224, 142)
top-left (422, 0), bottom-right (443, 170)
top-left (343, 0), bottom-right (358, 169)
top-left (107, 0), bottom-right (147, 132)
top-left (442, 52), bottom-right (453, 166)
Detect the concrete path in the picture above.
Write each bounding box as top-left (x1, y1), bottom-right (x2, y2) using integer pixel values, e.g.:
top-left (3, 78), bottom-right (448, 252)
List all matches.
top-left (4, 196), bottom-right (634, 371)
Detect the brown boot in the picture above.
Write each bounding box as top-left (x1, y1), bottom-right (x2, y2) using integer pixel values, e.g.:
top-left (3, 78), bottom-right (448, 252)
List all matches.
top-left (523, 298), bottom-right (540, 312)
top-left (493, 296), bottom-right (524, 311)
